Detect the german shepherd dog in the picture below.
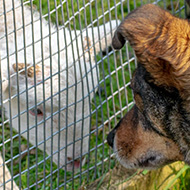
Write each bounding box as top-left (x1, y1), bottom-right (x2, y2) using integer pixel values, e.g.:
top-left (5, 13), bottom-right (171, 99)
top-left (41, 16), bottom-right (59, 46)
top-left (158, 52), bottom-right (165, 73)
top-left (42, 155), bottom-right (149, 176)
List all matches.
top-left (107, 4), bottom-right (190, 169)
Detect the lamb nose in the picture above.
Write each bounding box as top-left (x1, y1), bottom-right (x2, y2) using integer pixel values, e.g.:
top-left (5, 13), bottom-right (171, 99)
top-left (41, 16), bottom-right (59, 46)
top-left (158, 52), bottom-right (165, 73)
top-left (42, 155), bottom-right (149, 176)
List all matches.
top-left (107, 129), bottom-right (116, 148)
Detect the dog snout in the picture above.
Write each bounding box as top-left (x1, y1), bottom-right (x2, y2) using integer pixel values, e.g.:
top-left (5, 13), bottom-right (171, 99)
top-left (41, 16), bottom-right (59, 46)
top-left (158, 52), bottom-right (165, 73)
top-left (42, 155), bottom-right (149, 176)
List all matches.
top-left (107, 119), bottom-right (123, 148)
top-left (107, 129), bottom-right (116, 148)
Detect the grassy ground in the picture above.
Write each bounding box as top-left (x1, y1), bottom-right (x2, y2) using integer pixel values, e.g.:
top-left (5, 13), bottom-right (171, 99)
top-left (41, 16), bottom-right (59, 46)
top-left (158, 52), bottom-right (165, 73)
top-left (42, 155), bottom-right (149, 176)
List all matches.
top-left (1, 0), bottom-right (190, 189)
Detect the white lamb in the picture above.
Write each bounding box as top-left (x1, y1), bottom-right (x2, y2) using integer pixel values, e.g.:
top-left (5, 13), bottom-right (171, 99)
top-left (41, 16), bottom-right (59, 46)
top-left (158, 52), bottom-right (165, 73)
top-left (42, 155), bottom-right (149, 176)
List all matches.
top-left (0, 0), bottom-right (119, 171)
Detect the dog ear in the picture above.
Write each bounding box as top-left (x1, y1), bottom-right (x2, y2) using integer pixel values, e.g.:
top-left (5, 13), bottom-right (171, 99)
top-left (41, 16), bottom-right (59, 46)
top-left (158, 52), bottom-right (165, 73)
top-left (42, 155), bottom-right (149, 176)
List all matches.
top-left (112, 4), bottom-right (190, 95)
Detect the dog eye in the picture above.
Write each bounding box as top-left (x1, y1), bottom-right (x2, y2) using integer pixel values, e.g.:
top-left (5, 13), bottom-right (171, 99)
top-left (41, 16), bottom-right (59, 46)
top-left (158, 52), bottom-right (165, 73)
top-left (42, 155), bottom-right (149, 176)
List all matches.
top-left (29, 108), bottom-right (43, 116)
top-left (135, 94), bottom-right (144, 109)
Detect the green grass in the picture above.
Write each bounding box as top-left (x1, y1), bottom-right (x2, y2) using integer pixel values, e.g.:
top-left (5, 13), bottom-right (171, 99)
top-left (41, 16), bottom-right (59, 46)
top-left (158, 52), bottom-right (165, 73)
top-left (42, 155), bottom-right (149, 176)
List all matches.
top-left (1, 0), bottom-right (190, 189)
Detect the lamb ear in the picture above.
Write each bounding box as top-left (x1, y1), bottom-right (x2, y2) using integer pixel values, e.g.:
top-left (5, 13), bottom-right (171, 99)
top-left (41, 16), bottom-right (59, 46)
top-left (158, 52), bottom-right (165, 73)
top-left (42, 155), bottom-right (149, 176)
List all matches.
top-left (12, 63), bottom-right (41, 78)
top-left (86, 20), bottom-right (120, 53)
top-left (112, 4), bottom-right (190, 93)
top-left (12, 63), bottom-right (49, 85)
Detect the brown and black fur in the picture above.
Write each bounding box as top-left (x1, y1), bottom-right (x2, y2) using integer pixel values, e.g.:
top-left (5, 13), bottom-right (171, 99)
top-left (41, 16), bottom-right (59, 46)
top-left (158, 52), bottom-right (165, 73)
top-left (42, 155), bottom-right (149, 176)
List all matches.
top-left (107, 4), bottom-right (190, 169)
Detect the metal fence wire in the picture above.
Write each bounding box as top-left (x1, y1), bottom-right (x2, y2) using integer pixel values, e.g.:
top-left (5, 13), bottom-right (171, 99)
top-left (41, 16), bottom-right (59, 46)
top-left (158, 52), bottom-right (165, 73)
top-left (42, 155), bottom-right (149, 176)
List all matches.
top-left (0, 0), bottom-right (187, 189)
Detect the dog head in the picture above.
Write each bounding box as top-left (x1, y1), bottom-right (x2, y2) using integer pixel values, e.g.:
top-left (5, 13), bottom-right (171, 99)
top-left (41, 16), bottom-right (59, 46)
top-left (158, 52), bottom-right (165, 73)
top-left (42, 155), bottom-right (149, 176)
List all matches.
top-left (107, 4), bottom-right (190, 169)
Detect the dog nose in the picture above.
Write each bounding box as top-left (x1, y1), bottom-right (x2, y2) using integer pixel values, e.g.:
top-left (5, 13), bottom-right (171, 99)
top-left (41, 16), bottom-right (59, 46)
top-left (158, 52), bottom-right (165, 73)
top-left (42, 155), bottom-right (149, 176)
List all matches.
top-left (107, 129), bottom-right (116, 148)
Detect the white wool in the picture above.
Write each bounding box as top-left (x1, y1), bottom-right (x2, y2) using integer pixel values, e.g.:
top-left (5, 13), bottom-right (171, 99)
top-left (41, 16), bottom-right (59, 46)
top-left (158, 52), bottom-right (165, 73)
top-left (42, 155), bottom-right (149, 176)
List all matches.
top-left (0, 0), bottom-right (119, 171)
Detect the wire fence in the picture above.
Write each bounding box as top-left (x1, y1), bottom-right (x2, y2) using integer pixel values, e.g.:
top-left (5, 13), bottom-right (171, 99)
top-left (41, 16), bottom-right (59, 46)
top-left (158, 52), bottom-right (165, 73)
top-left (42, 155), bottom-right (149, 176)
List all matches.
top-left (0, 0), bottom-right (187, 189)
